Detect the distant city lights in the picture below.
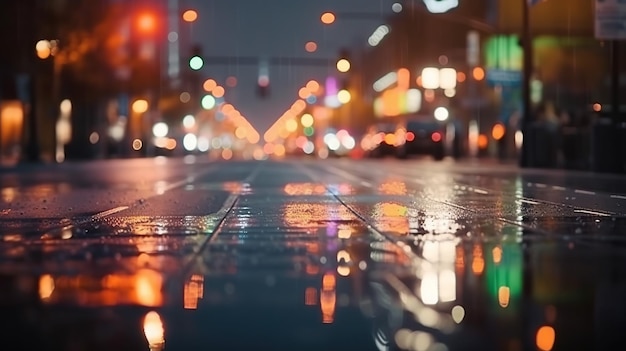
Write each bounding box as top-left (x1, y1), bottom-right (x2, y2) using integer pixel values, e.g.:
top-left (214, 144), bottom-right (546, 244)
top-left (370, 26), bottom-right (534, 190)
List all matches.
top-left (189, 56), bottom-right (203, 70)
top-left (305, 41), bottom-right (318, 53)
top-left (321, 12), bottom-right (336, 25)
top-left (182, 9), bottom-right (198, 22)
top-left (152, 122), bottom-right (169, 138)
top-left (336, 59), bottom-right (350, 73)
top-left (368, 25), bottom-right (390, 47)
top-left (423, 0), bottom-right (459, 13)
top-left (201, 95), bottom-right (216, 109)
top-left (434, 107), bottom-right (449, 121)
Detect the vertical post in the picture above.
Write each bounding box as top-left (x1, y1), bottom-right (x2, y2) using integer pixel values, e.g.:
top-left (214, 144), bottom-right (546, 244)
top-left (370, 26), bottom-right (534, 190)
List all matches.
top-left (611, 40), bottom-right (620, 121)
top-left (520, 0), bottom-right (533, 167)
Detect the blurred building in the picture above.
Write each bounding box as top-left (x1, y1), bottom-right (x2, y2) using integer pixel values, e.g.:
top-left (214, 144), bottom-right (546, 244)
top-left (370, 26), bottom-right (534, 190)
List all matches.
top-left (0, 0), bottom-right (196, 163)
top-left (356, 0), bottom-right (624, 158)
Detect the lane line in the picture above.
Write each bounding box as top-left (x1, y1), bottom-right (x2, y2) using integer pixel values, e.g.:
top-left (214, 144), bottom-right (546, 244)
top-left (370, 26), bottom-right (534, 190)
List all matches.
top-left (318, 160), bottom-right (616, 240)
top-left (573, 209), bottom-right (612, 217)
top-left (519, 199), bottom-right (540, 205)
top-left (349, 161), bottom-right (626, 216)
top-left (297, 163), bottom-right (429, 275)
top-left (180, 162), bottom-right (265, 275)
top-left (91, 206), bottom-right (130, 219)
top-left (35, 163), bottom-right (223, 239)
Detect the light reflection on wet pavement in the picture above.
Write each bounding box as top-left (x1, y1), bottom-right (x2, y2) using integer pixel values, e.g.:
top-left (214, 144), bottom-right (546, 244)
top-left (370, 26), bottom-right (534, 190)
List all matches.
top-left (1, 157), bottom-right (626, 350)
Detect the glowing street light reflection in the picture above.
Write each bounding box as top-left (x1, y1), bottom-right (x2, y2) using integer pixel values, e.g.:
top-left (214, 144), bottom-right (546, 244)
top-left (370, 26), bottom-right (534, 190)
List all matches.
top-left (143, 311), bottom-right (165, 349)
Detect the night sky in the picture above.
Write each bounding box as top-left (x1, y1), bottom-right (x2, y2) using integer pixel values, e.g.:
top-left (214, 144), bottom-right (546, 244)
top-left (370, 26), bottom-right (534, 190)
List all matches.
top-left (186, 0), bottom-right (395, 132)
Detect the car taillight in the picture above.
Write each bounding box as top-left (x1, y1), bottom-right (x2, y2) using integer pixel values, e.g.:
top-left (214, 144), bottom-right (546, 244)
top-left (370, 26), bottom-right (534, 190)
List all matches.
top-left (405, 132), bottom-right (415, 141)
top-left (431, 132), bottom-right (442, 142)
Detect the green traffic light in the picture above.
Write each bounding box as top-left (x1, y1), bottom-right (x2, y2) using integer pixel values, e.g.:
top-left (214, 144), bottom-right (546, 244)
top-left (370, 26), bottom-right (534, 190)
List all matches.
top-left (189, 56), bottom-right (204, 70)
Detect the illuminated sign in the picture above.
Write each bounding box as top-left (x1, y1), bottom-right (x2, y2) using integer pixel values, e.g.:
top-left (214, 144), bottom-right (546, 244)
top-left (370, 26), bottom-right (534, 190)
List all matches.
top-left (423, 0), bottom-right (459, 13)
top-left (374, 88), bottom-right (422, 118)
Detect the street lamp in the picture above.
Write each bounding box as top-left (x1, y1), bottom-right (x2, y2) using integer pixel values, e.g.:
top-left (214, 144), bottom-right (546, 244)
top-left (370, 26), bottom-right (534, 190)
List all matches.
top-left (137, 12), bottom-right (157, 34)
top-left (305, 41), bottom-right (318, 53)
top-left (182, 9), bottom-right (198, 23)
top-left (321, 12), bottom-right (336, 25)
top-left (336, 58), bottom-right (350, 73)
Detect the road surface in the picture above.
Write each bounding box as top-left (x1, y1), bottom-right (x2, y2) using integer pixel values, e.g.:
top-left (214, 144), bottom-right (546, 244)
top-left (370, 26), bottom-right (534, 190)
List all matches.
top-left (1, 157), bottom-right (625, 351)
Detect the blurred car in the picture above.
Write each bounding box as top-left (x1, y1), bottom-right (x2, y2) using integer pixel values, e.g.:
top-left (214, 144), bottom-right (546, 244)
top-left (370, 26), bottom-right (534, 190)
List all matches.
top-left (397, 116), bottom-right (446, 160)
top-left (362, 122), bottom-right (403, 158)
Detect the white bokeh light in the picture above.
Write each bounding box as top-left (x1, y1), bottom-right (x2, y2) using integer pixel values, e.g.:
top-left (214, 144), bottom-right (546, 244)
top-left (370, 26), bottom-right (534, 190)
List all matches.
top-left (152, 122), bottom-right (168, 138)
top-left (434, 107), bottom-right (449, 121)
top-left (183, 133), bottom-right (198, 151)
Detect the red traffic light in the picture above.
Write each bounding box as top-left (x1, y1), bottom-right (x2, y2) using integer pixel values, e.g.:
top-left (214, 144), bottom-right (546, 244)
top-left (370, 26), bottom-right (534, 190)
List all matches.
top-left (137, 13), bottom-right (157, 33)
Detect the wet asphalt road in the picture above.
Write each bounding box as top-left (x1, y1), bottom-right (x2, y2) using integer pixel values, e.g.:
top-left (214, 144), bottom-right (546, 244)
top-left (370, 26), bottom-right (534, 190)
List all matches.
top-left (1, 156), bottom-right (626, 351)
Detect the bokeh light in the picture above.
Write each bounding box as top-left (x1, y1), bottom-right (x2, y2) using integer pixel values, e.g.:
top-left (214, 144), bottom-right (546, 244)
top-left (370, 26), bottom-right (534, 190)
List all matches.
top-left (152, 122), bottom-right (168, 138)
top-left (36, 40), bottom-right (51, 59)
top-left (203, 79), bottom-right (217, 92)
top-left (183, 114), bottom-right (195, 128)
top-left (189, 56), bottom-right (203, 70)
top-left (179, 92), bottom-right (191, 103)
top-left (132, 99), bottom-right (149, 114)
top-left (457, 71), bottom-right (466, 83)
top-left (89, 132), bottom-right (100, 144)
top-left (305, 41), bottom-right (318, 53)
top-left (201, 95), bottom-right (216, 110)
top-left (285, 119), bottom-right (298, 132)
top-left (321, 12), bottom-right (336, 24)
top-left (301, 113), bottom-right (314, 128)
top-left (306, 80), bottom-right (320, 94)
top-left (182, 9), bottom-right (198, 22)
top-left (137, 13), bottom-right (156, 33)
top-left (132, 139), bottom-right (143, 151)
top-left (337, 89), bottom-right (351, 104)
top-left (492, 123), bottom-right (505, 140)
top-left (212, 86), bottom-right (225, 98)
top-left (472, 67), bottom-right (485, 81)
top-left (226, 76), bottom-right (238, 88)
top-left (298, 87), bottom-right (310, 99)
top-left (336, 59), bottom-right (350, 73)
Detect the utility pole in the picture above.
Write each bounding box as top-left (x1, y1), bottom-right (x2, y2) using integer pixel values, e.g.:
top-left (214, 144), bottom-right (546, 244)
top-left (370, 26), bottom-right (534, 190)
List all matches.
top-left (520, 0), bottom-right (533, 167)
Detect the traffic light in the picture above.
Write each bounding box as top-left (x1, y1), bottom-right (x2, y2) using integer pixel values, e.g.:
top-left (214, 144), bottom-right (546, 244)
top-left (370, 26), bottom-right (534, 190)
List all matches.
top-left (257, 76), bottom-right (270, 98)
top-left (336, 48), bottom-right (351, 73)
top-left (137, 12), bottom-right (157, 34)
top-left (188, 44), bottom-right (203, 71)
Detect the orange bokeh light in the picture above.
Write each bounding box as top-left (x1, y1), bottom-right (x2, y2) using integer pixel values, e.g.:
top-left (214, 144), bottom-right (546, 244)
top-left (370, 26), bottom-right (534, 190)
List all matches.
top-left (305, 41), bottom-right (318, 53)
top-left (203, 79), bottom-right (217, 92)
top-left (397, 68), bottom-right (410, 90)
top-left (226, 76), bottom-right (238, 88)
top-left (182, 9), bottom-right (198, 22)
top-left (321, 12), bottom-right (336, 25)
top-left (306, 80), bottom-right (320, 94)
top-left (492, 123), bottom-right (505, 140)
top-left (536, 326), bottom-right (556, 351)
top-left (457, 71), bottom-right (466, 82)
top-left (477, 134), bottom-right (488, 149)
top-left (298, 87), bottom-right (310, 99)
top-left (137, 13), bottom-right (156, 33)
top-left (593, 103), bottom-right (602, 112)
top-left (472, 67), bottom-right (485, 81)
top-left (212, 85), bottom-right (225, 98)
